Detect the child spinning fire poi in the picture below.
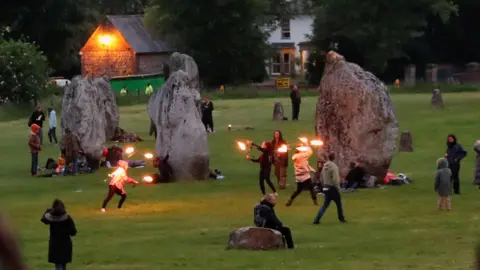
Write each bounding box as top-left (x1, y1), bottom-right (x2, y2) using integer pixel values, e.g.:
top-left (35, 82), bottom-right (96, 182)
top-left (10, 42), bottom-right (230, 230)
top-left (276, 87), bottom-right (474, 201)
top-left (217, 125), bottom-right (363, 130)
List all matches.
top-left (101, 160), bottom-right (139, 212)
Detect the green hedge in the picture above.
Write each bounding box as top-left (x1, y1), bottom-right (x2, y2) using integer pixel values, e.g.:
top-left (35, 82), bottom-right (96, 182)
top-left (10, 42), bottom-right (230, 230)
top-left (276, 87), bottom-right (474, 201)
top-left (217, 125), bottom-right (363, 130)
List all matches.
top-left (110, 74), bottom-right (165, 94)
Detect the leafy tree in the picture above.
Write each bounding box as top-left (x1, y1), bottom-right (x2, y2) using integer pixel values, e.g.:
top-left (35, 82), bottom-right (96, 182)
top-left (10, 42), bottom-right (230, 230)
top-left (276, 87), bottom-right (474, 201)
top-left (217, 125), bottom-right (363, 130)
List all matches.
top-left (311, 0), bottom-right (457, 74)
top-left (145, 0), bottom-right (291, 85)
top-left (0, 37), bottom-right (49, 104)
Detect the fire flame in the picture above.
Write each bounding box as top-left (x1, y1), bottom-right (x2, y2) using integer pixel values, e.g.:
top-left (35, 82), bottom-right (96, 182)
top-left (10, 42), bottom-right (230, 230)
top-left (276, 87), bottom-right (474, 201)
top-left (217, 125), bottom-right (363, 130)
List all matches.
top-left (144, 153), bottom-right (153, 159)
top-left (310, 139), bottom-right (324, 146)
top-left (125, 147), bottom-right (134, 154)
top-left (277, 144), bottom-right (288, 153)
top-left (143, 175), bottom-right (153, 183)
top-left (298, 137), bottom-right (308, 143)
top-left (296, 146), bottom-right (310, 152)
top-left (108, 167), bottom-right (124, 178)
top-left (237, 141), bottom-right (247, 151)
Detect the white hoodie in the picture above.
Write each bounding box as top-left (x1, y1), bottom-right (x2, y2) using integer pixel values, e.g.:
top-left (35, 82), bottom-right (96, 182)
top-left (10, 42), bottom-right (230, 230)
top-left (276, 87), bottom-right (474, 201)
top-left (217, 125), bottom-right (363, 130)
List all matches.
top-left (292, 146), bottom-right (315, 182)
top-left (49, 110), bottom-right (56, 129)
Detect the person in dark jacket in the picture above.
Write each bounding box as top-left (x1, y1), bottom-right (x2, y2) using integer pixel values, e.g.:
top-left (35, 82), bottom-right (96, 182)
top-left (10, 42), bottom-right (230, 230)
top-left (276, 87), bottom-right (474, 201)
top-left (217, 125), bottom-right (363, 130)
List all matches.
top-left (342, 162), bottom-right (366, 190)
top-left (201, 97), bottom-right (214, 133)
top-left (473, 140), bottom-right (480, 189)
top-left (0, 213), bottom-right (27, 270)
top-left (254, 194), bottom-right (294, 249)
top-left (61, 129), bottom-right (80, 176)
top-left (289, 85), bottom-right (301, 120)
top-left (29, 105), bottom-right (46, 145)
top-left (313, 160), bottom-right (325, 193)
top-left (435, 158), bottom-right (452, 211)
top-left (445, 134), bottom-right (467, 195)
top-left (248, 142), bottom-right (277, 195)
top-left (271, 130), bottom-right (288, 189)
top-left (41, 199), bottom-right (77, 270)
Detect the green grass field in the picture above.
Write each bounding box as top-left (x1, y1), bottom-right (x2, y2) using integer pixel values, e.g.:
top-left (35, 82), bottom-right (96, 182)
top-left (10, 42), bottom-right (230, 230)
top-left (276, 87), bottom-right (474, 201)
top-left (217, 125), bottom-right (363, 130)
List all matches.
top-left (1, 93), bottom-right (480, 269)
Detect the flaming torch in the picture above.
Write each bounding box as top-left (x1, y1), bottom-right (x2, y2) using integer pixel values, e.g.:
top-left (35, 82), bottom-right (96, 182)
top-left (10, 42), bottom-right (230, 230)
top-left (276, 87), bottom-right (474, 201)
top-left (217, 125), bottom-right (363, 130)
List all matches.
top-left (296, 146), bottom-right (311, 152)
top-left (310, 139), bottom-right (324, 147)
top-left (144, 153), bottom-right (154, 159)
top-left (277, 144), bottom-right (288, 153)
top-left (125, 146), bottom-right (135, 157)
top-left (143, 175), bottom-right (154, 183)
top-left (298, 137), bottom-right (308, 144)
top-left (236, 140), bottom-right (252, 155)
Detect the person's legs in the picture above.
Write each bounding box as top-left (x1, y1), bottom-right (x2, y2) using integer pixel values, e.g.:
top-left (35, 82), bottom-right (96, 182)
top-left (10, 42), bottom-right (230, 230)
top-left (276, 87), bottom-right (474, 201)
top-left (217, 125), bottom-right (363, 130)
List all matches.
top-left (102, 185), bottom-right (116, 209)
top-left (202, 118), bottom-right (209, 132)
top-left (48, 128), bottom-right (53, 143)
top-left (31, 153), bottom-right (38, 176)
top-left (313, 188), bottom-right (333, 223)
top-left (446, 196), bottom-right (451, 210)
top-left (450, 163), bottom-right (460, 194)
top-left (291, 103), bottom-right (298, 120)
top-left (332, 188), bottom-right (346, 222)
top-left (208, 117), bottom-right (214, 132)
top-left (264, 170), bottom-right (277, 193)
top-left (296, 103), bottom-right (300, 120)
top-left (259, 170), bottom-right (266, 195)
top-left (280, 166), bottom-right (287, 189)
top-left (277, 226), bottom-right (294, 249)
top-left (286, 182), bottom-right (303, 206)
top-left (438, 196), bottom-right (444, 210)
top-left (305, 179), bottom-right (318, 205)
top-left (118, 193), bottom-right (127, 208)
top-left (72, 158), bottom-right (78, 176)
top-left (274, 163), bottom-right (281, 186)
top-left (54, 264), bottom-right (63, 270)
top-left (52, 127), bottom-right (58, 143)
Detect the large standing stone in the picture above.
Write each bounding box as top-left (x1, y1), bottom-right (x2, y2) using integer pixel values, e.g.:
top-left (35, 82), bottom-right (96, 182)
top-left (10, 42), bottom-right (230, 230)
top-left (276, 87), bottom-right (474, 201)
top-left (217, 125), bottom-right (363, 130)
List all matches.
top-left (399, 130), bottom-right (413, 152)
top-left (272, 101), bottom-right (284, 120)
top-left (227, 227), bottom-right (284, 250)
top-left (148, 53), bottom-right (209, 181)
top-left (61, 76), bottom-right (119, 159)
top-left (431, 89), bottom-right (444, 109)
top-left (316, 51), bottom-right (398, 182)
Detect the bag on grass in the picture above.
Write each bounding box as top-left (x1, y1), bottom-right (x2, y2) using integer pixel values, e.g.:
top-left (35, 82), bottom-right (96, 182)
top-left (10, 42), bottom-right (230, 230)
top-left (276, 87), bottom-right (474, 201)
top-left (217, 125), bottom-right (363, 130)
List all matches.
top-left (253, 204), bottom-right (267, 227)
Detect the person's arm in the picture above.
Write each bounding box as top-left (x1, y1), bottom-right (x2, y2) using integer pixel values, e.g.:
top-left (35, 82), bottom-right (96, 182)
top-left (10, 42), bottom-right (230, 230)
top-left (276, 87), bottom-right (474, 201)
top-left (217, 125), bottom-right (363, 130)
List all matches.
top-left (260, 206), bottom-right (283, 228)
top-left (455, 145), bottom-right (467, 162)
top-left (210, 102), bottom-right (214, 111)
top-left (434, 172), bottom-right (440, 191)
top-left (69, 216), bottom-right (77, 236)
top-left (40, 209), bottom-right (51, 224)
top-left (125, 177), bottom-right (139, 184)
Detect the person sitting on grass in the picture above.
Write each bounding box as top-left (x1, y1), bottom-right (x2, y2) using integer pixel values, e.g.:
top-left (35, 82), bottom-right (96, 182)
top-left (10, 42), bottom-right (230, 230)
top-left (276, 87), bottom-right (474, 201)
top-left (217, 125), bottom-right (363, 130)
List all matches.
top-left (41, 199), bottom-right (77, 270)
top-left (342, 162), bottom-right (366, 191)
top-left (435, 158), bottom-right (452, 211)
top-left (101, 160), bottom-right (139, 212)
top-left (247, 141), bottom-right (277, 196)
top-left (28, 124), bottom-right (42, 176)
top-left (254, 194), bottom-right (294, 249)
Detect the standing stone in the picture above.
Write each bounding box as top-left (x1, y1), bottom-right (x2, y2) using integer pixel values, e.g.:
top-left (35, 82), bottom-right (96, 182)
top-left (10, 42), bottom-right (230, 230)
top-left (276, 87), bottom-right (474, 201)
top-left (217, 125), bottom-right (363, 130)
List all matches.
top-left (316, 51), bottom-right (398, 182)
top-left (399, 131), bottom-right (413, 152)
top-left (272, 101), bottom-right (284, 120)
top-left (431, 89), bottom-right (444, 109)
top-left (425, 64), bottom-right (438, 84)
top-left (404, 65), bottom-right (416, 86)
top-left (227, 227), bottom-right (284, 250)
top-left (61, 75), bottom-right (120, 159)
top-left (148, 53), bottom-right (209, 181)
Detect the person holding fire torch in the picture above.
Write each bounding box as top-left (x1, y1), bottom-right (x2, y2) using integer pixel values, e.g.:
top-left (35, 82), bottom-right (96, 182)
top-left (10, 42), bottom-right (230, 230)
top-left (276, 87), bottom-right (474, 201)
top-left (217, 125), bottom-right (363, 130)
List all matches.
top-left (271, 130), bottom-right (289, 189)
top-left (247, 141), bottom-right (278, 196)
top-left (285, 142), bottom-right (318, 207)
top-left (101, 160), bottom-right (139, 212)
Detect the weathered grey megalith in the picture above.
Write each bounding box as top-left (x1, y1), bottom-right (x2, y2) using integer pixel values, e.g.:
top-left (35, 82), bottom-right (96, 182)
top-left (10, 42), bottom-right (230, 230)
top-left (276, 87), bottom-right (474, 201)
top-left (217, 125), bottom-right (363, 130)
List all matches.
top-left (61, 75), bottom-right (119, 159)
top-left (227, 227), bottom-right (284, 250)
top-left (273, 101), bottom-right (284, 120)
top-left (431, 89), bottom-right (444, 109)
top-left (148, 53), bottom-right (209, 181)
top-left (399, 130), bottom-right (413, 152)
top-left (316, 51), bottom-right (398, 181)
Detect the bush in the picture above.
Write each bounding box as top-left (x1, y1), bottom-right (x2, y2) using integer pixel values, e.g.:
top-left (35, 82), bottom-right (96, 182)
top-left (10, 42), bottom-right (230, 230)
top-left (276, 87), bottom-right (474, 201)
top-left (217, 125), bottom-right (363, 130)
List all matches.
top-left (0, 39), bottom-right (49, 104)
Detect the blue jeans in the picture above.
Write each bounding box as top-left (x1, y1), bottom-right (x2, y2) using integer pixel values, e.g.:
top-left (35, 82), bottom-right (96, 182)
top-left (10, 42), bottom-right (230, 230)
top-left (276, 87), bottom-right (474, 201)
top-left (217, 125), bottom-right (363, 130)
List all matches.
top-left (63, 158), bottom-right (78, 176)
top-left (314, 185), bottom-right (345, 223)
top-left (31, 153), bottom-right (38, 175)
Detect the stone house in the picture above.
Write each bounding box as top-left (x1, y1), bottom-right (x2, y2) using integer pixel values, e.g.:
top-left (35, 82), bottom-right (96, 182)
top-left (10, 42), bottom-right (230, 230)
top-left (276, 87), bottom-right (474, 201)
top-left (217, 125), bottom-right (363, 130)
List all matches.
top-left (80, 15), bottom-right (173, 77)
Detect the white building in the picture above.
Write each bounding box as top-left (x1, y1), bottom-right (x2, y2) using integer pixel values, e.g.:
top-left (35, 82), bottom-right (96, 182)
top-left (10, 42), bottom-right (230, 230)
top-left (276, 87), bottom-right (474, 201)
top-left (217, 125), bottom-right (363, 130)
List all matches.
top-left (265, 15), bottom-right (314, 77)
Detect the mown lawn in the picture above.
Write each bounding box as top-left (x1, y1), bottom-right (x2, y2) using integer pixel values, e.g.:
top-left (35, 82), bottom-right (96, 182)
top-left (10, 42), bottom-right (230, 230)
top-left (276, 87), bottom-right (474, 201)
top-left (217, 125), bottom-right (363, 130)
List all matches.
top-left (1, 93), bottom-right (480, 269)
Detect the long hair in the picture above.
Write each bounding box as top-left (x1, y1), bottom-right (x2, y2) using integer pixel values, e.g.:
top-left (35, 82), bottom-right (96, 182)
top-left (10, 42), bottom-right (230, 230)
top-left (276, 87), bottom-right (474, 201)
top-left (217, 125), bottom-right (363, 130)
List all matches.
top-left (272, 130), bottom-right (284, 142)
top-left (51, 199), bottom-right (66, 216)
top-left (447, 134), bottom-right (457, 145)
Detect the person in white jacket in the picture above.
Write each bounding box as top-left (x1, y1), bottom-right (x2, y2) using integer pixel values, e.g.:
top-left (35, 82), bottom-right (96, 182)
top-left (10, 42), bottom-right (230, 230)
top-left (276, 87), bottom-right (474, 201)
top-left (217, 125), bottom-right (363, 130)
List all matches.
top-left (285, 144), bottom-right (318, 206)
top-left (47, 107), bottom-right (58, 144)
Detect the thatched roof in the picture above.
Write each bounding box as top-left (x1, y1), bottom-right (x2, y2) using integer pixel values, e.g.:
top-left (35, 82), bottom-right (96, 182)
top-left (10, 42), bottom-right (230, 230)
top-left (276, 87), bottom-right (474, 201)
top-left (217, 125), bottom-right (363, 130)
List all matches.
top-left (106, 15), bottom-right (172, 54)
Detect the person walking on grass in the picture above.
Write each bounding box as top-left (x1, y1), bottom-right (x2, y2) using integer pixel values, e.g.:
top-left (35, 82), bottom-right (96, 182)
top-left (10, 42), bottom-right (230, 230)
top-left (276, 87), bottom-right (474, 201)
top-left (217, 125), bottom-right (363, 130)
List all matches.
top-left (47, 107), bottom-right (58, 144)
top-left (101, 160), bottom-right (139, 212)
top-left (248, 142), bottom-right (278, 196)
top-left (41, 199), bottom-right (77, 270)
top-left (28, 105), bottom-right (46, 145)
top-left (435, 158), bottom-right (452, 211)
top-left (201, 96), bottom-right (215, 133)
top-left (445, 134), bottom-right (467, 195)
top-left (313, 153), bottom-right (347, 224)
top-left (290, 85), bottom-right (301, 120)
top-left (271, 130), bottom-right (288, 189)
top-left (28, 124), bottom-right (42, 176)
top-left (285, 144), bottom-right (318, 206)
top-left (254, 194), bottom-right (294, 249)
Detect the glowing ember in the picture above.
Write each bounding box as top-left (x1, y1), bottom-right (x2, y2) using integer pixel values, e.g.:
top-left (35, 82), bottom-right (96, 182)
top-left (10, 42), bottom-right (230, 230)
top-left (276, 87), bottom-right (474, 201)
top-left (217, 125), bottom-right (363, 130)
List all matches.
top-left (144, 153), bottom-right (154, 159)
top-left (108, 167), bottom-right (124, 178)
top-left (228, 124), bottom-right (232, 128)
top-left (277, 144), bottom-right (288, 153)
top-left (296, 146), bottom-right (310, 152)
top-left (298, 137), bottom-right (308, 143)
top-left (125, 147), bottom-right (134, 154)
top-left (237, 141), bottom-right (247, 151)
top-left (143, 175), bottom-right (153, 183)
top-left (310, 140), bottom-right (324, 146)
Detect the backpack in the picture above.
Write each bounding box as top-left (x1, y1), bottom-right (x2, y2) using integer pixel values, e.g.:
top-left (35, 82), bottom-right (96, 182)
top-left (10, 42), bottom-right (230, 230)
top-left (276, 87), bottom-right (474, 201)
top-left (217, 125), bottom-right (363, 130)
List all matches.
top-left (253, 204), bottom-right (268, 227)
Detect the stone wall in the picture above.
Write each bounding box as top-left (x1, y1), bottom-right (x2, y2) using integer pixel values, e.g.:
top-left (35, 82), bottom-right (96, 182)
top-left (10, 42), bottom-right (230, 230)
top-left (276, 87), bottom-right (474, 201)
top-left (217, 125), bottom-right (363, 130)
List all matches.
top-left (82, 51), bottom-right (135, 77)
top-left (137, 53), bottom-right (171, 74)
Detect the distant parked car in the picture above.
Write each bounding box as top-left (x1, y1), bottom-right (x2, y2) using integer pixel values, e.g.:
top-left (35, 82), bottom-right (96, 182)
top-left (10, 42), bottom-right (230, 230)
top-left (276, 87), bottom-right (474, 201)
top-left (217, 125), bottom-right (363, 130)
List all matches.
top-left (49, 78), bottom-right (71, 88)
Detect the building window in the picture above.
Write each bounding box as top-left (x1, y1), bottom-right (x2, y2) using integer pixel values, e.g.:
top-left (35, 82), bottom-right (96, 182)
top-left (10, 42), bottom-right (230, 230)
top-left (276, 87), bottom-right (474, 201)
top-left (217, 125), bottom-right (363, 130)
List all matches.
top-left (283, 53), bottom-right (290, 74)
top-left (280, 19), bottom-right (290, 39)
top-left (272, 53), bottom-right (281, 74)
